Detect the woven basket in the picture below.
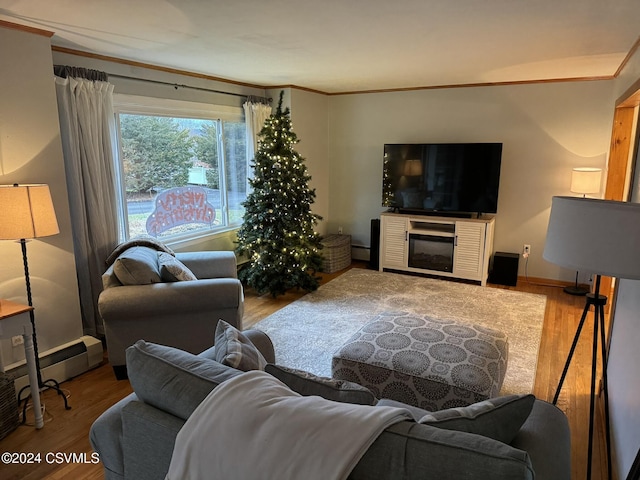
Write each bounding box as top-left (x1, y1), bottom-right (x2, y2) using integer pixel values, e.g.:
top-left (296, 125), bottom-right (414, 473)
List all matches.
top-left (321, 234), bottom-right (351, 273)
top-left (0, 373), bottom-right (19, 440)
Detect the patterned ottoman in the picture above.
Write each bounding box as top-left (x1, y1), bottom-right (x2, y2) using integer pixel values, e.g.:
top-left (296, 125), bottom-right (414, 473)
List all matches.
top-left (331, 312), bottom-right (509, 410)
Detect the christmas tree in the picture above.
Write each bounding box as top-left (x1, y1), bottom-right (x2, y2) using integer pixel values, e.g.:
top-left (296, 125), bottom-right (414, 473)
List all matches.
top-left (236, 92), bottom-right (324, 297)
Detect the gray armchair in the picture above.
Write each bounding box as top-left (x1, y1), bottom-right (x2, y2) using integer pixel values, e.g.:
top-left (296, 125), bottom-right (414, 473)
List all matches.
top-left (98, 250), bottom-right (244, 379)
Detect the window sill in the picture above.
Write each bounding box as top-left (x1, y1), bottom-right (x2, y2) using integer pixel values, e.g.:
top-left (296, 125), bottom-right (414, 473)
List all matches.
top-left (166, 226), bottom-right (240, 252)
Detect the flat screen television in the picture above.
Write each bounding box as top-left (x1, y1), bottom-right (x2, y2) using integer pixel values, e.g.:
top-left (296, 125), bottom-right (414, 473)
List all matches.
top-left (382, 143), bottom-right (502, 216)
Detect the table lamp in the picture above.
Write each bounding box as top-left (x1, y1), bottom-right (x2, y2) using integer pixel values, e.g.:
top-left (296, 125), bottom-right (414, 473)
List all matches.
top-left (571, 167), bottom-right (602, 196)
top-left (543, 196), bottom-right (640, 480)
top-left (564, 167), bottom-right (603, 295)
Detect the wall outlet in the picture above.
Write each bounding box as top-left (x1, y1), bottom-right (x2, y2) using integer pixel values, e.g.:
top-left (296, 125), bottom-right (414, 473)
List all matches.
top-left (12, 335), bottom-right (24, 347)
top-left (523, 244), bottom-right (531, 257)
top-left (338, 226), bottom-right (343, 235)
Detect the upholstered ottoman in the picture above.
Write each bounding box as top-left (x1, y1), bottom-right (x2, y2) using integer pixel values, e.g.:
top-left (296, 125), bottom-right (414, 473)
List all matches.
top-left (331, 312), bottom-right (509, 410)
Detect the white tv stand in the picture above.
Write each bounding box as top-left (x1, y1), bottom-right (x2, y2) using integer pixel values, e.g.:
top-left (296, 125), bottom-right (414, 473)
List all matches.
top-left (379, 212), bottom-right (495, 286)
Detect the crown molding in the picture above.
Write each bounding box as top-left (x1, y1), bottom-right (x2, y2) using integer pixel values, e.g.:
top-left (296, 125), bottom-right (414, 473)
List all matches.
top-left (52, 40), bottom-right (637, 97)
top-left (0, 19), bottom-right (54, 37)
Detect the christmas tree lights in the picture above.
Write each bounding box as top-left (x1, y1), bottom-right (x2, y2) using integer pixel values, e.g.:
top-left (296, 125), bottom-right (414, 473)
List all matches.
top-left (236, 91), bottom-right (323, 297)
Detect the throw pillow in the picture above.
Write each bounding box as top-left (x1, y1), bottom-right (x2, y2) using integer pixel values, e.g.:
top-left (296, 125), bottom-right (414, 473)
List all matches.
top-left (125, 340), bottom-right (243, 420)
top-left (106, 235), bottom-right (175, 266)
top-left (214, 320), bottom-right (267, 371)
top-left (265, 364), bottom-right (377, 406)
top-left (158, 252), bottom-right (197, 282)
top-left (112, 246), bottom-right (162, 285)
top-left (417, 394), bottom-right (535, 444)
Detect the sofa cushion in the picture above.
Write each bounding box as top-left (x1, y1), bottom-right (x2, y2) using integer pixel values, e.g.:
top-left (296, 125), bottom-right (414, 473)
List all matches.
top-left (113, 246), bottom-right (162, 285)
top-left (214, 320), bottom-right (267, 371)
top-left (158, 252), bottom-right (197, 282)
top-left (351, 421), bottom-right (535, 480)
top-left (126, 340), bottom-right (242, 420)
top-left (418, 394), bottom-right (535, 443)
top-left (380, 394), bottom-right (535, 444)
top-left (265, 364), bottom-right (377, 405)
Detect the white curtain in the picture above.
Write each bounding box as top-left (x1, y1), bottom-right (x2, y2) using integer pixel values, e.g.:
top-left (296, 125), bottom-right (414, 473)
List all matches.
top-left (243, 99), bottom-right (272, 180)
top-left (55, 75), bottom-right (119, 337)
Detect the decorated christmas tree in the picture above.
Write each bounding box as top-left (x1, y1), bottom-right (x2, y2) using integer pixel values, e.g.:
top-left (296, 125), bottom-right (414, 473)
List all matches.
top-left (236, 92), bottom-right (323, 297)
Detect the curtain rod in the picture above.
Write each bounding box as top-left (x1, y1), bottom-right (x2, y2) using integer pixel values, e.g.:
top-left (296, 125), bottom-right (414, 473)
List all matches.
top-left (107, 72), bottom-right (272, 103)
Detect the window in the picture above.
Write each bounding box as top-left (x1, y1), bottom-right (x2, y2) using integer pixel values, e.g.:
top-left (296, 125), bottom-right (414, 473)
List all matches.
top-left (113, 95), bottom-right (247, 243)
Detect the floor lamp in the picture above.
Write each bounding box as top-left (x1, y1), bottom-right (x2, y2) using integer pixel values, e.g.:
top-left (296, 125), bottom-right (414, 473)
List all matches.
top-left (543, 196), bottom-right (640, 480)
top-left (564, 168), bottom-right (603, 296)
top-left (0, 184), bottom-right (71, 419)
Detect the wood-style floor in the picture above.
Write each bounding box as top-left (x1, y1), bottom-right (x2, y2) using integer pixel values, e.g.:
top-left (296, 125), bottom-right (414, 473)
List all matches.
top-left (0, 262), bottom-right (609, 479)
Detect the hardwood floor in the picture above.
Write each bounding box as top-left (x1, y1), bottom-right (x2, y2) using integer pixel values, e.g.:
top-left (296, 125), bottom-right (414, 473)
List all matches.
top-left (493, 276), bottom-right (611, 480)
top-left (0, 262), bottom-right (609, 479)
top-left (0, 357), bottom-right (133, 480)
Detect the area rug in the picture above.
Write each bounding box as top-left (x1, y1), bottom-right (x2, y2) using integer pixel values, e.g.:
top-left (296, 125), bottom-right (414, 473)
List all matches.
top-left (254, 268), bottom-right (547, 395)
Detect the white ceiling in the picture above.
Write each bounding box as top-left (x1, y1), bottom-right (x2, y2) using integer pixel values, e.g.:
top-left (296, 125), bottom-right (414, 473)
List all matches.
top-left (2, 0), bottom-right (640, 94)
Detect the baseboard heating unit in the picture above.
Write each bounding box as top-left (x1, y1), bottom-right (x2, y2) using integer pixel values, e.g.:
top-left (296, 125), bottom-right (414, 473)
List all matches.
top-left (6, 336), bottom-right (103, 394)
top-left (351, 244), bottom-right (371, 262)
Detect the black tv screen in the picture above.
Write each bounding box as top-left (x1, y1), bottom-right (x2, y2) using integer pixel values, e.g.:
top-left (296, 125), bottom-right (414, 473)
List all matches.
top-left (382, 143), bottom-right (502, 215)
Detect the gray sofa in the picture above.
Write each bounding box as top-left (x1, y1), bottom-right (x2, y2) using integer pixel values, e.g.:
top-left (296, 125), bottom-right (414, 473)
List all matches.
top-left (90, 332), bottom-right (571, 480)
top-left (98, 249), bottom-right (244, 379)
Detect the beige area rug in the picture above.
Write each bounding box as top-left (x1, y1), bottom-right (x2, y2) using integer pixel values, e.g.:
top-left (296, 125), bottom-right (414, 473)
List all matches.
top-left (254, 268), bottom-right (547, 395)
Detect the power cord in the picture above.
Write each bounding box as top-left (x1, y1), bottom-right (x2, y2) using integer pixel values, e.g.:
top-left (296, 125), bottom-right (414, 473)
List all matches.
top-left (19, 387), bottom-right (71, 427)
top-left (21, 400), bottom-right (51, 426)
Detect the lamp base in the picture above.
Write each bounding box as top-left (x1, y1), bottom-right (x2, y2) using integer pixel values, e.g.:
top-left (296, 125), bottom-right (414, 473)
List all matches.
top-left (554, 277), bottom-right (612, 480)
top-left (18, 377), bottom-right (71, 425)
top-left (564, 270), bottom-right (590, 296)
top-left (563, 284), bottom-right (590, 296)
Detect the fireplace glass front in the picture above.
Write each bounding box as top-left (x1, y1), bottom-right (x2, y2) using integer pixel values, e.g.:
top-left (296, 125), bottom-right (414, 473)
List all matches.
top-left (408, 233), bottom-right (454, 272)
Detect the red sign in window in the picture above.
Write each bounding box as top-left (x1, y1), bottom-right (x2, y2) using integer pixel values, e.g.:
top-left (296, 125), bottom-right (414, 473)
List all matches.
top-left (146, 186), bottom-right (215, 236)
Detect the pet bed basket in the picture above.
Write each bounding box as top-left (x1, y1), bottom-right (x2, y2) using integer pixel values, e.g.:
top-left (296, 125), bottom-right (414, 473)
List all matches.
top-left (0, 373), bottom-right (19, 440)
top-left (321, 234), bottom-right (351, 273)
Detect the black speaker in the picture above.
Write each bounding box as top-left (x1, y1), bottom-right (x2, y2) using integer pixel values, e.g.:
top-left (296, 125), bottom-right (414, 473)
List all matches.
top-left (489, 252), bottom-right (519, 286)
top-left (369, 219), bottom-right (380, 270)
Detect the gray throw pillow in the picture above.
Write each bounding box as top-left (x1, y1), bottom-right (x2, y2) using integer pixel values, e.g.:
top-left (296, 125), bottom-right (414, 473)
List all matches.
top-left (418, 394), bottom-right (535, 444)
top-left (126, 340), bottom-right (242, 420)
top-left (265, 364), bottom-right (377, 405)
top-left (214, 320), bottom-right (267, 371)
top-left (158, 252), bottom-right (197, 282)
top-left (113, 246), bottom-right (162, 285)
top-left (105, 235), bottom-right (175, 266)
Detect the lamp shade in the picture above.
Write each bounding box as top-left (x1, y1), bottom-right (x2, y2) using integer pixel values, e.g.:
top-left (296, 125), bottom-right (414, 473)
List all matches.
top-left (403, 159), bottom-right (423, 176)
top-left (0, 184), bottom-right (60, 240)
top-left (543, 196), bottom-right (640, 280)
top-left (570, 167), bottom-right (602, 195)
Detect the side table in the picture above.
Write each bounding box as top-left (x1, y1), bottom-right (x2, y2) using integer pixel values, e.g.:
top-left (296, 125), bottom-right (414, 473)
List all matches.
top-left (0, 300), bottom-right (43, 429)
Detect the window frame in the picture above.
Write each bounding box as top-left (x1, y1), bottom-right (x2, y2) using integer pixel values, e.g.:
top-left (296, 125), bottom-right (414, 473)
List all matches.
top-left (112, 94), bottom-right (246, 244)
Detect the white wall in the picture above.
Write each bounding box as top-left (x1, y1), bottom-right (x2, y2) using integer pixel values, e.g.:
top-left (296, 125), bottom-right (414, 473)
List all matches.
top-left (288, 89), bottom-right (330, 235)
top-left (0, 26), bottom-right (83, 366)
top-left (609, 278), bottom-right (640, 478)
top-left (327, 81), bottom-right (614, 280)
top-left (608, 45), bottom-right (640, 480)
